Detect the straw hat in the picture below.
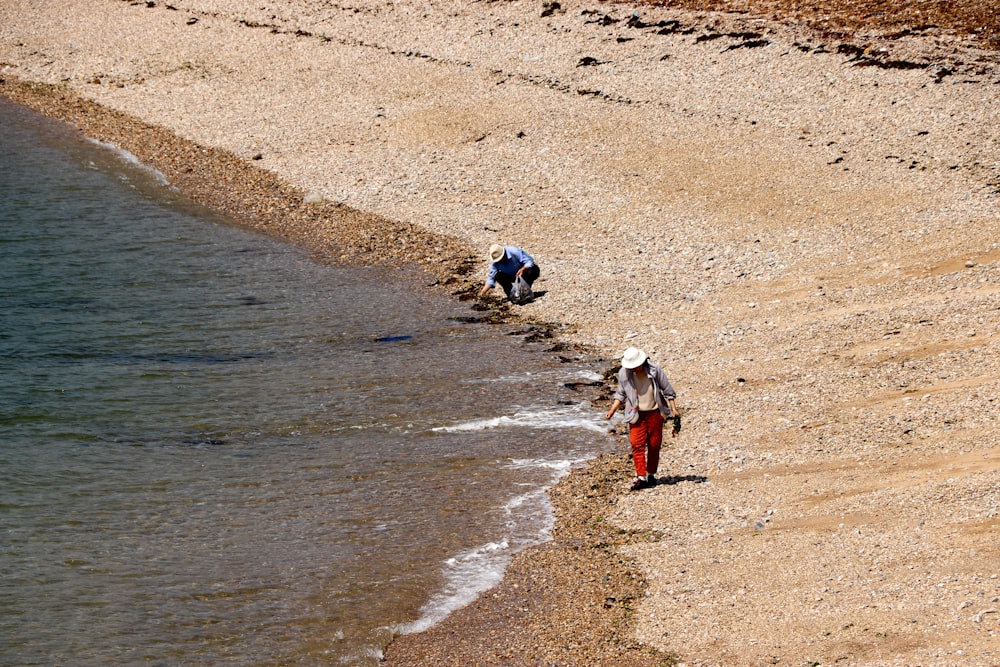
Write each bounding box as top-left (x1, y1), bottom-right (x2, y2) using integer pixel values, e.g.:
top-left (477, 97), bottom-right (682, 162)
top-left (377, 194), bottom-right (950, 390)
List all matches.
top-left (488, 244), bottom-right (506, 263)
top-left (621, 347), bottom-right (648, 369)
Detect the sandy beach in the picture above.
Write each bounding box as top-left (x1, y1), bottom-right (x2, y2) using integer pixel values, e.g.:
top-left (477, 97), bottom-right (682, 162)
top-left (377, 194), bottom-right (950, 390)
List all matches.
top-left (2, 0), bottom-right (999, 664)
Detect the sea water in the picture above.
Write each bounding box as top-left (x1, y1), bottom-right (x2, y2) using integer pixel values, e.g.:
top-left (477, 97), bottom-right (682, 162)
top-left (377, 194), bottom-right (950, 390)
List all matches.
top-left (0, 97), bottom-right (614, 666)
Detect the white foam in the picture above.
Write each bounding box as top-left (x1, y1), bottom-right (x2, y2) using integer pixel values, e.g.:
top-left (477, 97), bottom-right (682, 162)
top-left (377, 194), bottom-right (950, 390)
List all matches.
top-left (86, 138), bottom-right (172, 187)
top-left (393, 540), bottom-right (512, 635)
top-left (336, 645), bottom-right (383, 664)
top-left (461, 369), bottom-right (603, 385)
top-left (431, 403), bottom-right (606, 434)
top-left (393, 454), bottom-right (590, 637)
top-left (504, 457), bottom-right (582, 474)
top-left (499, 487), bottom-right (555, 539)
top-left (395, 392), bottom-right (610, 638)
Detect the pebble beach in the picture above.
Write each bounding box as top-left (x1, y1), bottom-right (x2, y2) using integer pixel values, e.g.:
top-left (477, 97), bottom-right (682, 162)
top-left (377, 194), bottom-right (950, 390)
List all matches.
top-left (2, 0), bottom-right (999, 664)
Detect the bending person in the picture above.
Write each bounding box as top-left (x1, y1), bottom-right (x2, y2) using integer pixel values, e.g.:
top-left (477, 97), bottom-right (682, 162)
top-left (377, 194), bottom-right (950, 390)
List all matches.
top-left (478, 244), bottom-right (540, 300)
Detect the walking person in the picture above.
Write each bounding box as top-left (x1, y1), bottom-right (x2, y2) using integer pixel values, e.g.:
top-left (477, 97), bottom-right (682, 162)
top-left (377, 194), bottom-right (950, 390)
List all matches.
top-left (478, 244), bottom-right (540, 302)
top-left (604, 347), bottom-right (680, 490)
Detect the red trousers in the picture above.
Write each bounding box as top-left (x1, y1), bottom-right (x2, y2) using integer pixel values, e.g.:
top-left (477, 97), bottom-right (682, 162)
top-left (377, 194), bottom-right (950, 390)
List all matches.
top-left (629, 410), bottom-right (663, 477)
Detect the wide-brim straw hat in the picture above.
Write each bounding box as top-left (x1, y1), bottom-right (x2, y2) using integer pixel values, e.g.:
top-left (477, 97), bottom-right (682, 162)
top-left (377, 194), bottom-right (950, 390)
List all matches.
top-left (621, 346), bottom-right (648, 369)
top-left (488, 244), bottom-right (506, 263)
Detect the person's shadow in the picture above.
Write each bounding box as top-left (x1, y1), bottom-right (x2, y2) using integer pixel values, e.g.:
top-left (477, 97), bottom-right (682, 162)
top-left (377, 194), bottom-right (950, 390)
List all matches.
top-left (655, 474), bottom-right (708, 486)
top-left (467, 290), bottom-right (547, 308)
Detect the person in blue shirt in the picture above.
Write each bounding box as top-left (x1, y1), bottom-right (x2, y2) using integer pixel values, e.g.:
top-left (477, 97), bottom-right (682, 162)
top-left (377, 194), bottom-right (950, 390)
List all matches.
top-left (478, 244), bottom-right (540, 300)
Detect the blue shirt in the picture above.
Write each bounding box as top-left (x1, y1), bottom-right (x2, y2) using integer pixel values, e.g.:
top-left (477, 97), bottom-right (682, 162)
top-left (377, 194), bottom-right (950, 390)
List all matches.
top-left (485, 246), bottom-right (535, 288)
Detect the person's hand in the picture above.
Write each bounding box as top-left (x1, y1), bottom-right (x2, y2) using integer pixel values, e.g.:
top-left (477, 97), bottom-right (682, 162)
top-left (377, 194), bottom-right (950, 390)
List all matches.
top-left (604, 409), bottom-right (614, 420)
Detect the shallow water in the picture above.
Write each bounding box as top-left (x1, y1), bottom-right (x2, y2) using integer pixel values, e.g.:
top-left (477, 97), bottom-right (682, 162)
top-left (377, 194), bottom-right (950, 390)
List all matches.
top-left (0, 97), bottom-right (614, 665)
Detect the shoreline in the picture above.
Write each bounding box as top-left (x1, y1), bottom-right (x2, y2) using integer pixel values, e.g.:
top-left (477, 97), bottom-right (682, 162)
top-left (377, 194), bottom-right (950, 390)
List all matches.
top-left (3, 0), bottom-right (999, 663)
top-left (0, 76), bottom-right (658, 663)
top-left (0, 77), bottom-right (481, 285)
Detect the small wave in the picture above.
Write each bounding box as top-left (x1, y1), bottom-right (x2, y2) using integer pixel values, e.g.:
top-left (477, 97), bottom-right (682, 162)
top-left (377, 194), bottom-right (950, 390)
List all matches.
top-left (393, 454), bottom-right (592, 637)
top-left (86, 138), bottom-right (171, 186)
top-left (431, 404), bottom-right (606, 434)
top-left (393, 540), bottom-right (512, 635)
top-left (504, 457), bottom-right (587, 474)
top-left (461, 368), bottom-right (604, 385)
top-left (499, 486), bottom-right (555, 541)
top-left (335, 643), bottom-right (383, 665)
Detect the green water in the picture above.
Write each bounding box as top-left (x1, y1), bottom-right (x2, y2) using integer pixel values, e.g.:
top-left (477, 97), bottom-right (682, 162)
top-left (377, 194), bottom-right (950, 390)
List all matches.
top-left (0, 96), bottom-right (612, 665)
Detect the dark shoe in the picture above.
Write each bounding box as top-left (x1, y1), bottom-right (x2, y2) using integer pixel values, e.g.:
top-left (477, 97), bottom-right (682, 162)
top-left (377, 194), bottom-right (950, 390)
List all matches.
top-left (647, 474), bottom-right (657, 487)
top-left (630, 476), bottom-right (649, 491)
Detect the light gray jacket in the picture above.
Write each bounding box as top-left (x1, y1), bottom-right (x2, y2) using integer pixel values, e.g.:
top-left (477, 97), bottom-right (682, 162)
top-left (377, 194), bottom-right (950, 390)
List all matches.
top-left (613, 361), bottom-right (676, 422)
